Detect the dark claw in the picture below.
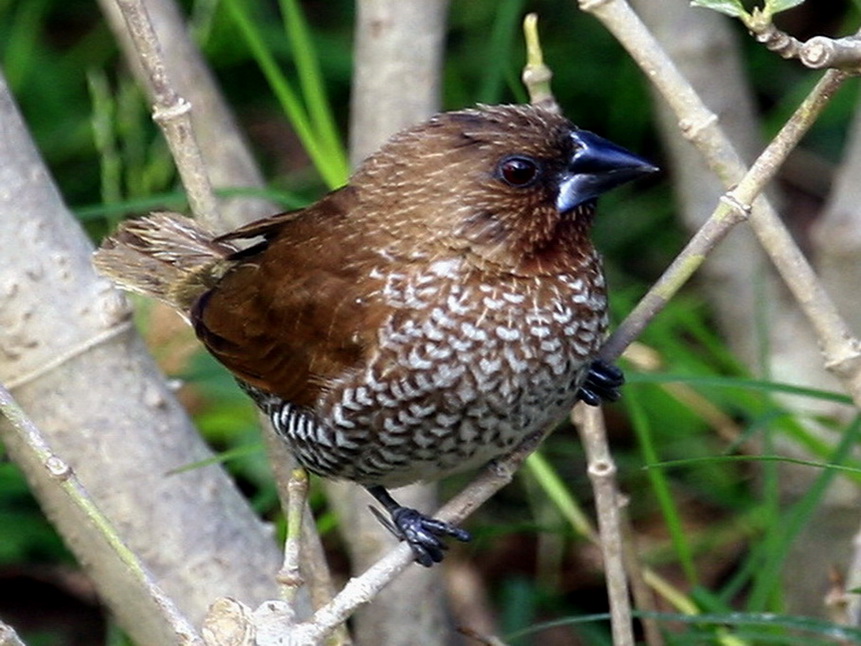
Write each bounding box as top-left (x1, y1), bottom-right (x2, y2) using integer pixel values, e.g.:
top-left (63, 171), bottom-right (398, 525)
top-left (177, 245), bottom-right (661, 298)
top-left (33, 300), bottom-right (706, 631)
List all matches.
top-left (576, 359), bottom-right (625, 406)
top-left (366, 486), bottom-right (471, 567)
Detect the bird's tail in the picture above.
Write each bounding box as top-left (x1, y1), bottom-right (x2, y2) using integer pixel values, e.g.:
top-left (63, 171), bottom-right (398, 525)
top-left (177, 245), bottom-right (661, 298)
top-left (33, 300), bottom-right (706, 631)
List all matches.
top-left (93, 212), bottom-right (236, 314)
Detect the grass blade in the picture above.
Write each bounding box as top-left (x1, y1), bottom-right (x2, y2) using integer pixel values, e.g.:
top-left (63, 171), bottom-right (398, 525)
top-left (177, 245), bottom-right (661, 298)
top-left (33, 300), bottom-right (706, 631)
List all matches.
top-left (626, 386), bottom-right (700, 586)
top-left (221, 0), bottom-right (344, 188)
top-left (279, 0), bottom-right (348, 180)
top-left (745, 414), bottom-right (861, 611)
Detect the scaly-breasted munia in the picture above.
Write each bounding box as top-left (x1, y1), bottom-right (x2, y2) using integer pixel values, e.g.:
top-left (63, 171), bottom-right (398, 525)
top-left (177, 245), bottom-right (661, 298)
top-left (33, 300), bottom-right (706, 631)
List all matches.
top-left (94, 104), bottom-right (656, 566)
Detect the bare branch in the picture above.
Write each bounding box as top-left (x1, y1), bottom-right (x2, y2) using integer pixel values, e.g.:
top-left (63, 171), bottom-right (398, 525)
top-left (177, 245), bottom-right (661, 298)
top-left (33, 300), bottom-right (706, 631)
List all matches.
top-left (278, 468), bottom-right (310, 604)
top-left (750, 21), bottom-right (804, 60)
top-left (802, 36), bottom-right (861, 70)
top-left (111, 0), bottom-right (220, 228)
top-left (521, 14), bottom-right (559, 113)
top-left (0, 67), bottom-right (281, 642)
top-left (746, 17), bottom-right (861, 71)
top-left (574, 406), bottom-right (634, 646)
top-left (98, 0), bottom-right (273, 229)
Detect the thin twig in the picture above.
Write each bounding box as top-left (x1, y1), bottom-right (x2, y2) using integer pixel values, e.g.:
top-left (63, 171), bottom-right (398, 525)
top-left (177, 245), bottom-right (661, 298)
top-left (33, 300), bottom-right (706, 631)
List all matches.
top-left (300, 505), bottom-right (353, 646)
top-left (604, 67), bottom-right (849, 357)
top-left (618, 499), bottom-right (665, 646)
top-left (746, 14), bottom-right (861, 72)
top-left (275, 467), bottom-right (354, 644)
top-left (749, 21), bottom-right (804, 60)
top-left (574, 405), bottom-right (634, 646)
top-left (0, 384), bottom-right (204, 645)
top-left (521, 14), bottom-right (559, 113)
top-left (279, 468), bottom-right (309, 603)
top-left (261, 420), bottom-right (347, 642)
top-left (112, 0), bottom-right (220, 228)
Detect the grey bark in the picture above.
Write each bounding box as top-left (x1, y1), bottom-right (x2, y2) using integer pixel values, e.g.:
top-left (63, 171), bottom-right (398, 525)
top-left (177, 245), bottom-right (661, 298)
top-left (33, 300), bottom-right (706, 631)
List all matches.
top-left (815, 98), bottom-right (861, 374)
top-left (0, 620), bottom-right (26, 646)
top-left (632, 0), bottom-right (769, 368)
top-left (0, 70), bottom-right (281, 644)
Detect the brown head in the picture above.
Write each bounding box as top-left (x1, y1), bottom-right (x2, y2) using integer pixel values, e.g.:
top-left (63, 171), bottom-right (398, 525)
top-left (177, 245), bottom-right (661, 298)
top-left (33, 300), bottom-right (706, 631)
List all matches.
top-left (347, 103), bottom-right (656, 275)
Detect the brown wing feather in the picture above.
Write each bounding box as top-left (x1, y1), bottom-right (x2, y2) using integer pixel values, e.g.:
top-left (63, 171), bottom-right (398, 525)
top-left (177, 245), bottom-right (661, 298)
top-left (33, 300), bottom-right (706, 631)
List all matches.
top-left (193, 187), bottom-right (386, 408)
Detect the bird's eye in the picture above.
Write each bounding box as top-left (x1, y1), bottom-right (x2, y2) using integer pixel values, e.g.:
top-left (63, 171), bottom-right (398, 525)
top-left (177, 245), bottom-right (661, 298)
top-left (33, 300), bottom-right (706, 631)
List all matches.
top-left (497, 156), bottom-right (540, 187)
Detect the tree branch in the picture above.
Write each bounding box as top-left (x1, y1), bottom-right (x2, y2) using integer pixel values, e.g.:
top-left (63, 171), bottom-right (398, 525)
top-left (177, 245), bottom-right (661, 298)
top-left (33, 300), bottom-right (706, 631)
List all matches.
top-left (574, 405), bottom-right (634, 646)
top-left (0, 66), bottom-right (281, 643)
top-left (97, 0), bottom-right (273, 229)
top-left (579, 0), bottom-right (861, 407)
top-left (111, 0), bottom-right (220, 228)
top-left (0, 385), bottom-right (204, 645)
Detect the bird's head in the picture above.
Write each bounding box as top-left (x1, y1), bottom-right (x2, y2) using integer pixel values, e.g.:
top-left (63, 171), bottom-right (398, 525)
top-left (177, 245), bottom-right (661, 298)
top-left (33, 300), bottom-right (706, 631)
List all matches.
top-left (351, 104), bottom-right (657, 275)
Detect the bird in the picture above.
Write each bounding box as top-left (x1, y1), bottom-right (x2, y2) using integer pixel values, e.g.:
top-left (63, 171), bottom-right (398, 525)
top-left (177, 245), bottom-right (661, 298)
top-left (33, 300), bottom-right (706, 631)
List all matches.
top-left (93, 103), bottom-right (656, 567)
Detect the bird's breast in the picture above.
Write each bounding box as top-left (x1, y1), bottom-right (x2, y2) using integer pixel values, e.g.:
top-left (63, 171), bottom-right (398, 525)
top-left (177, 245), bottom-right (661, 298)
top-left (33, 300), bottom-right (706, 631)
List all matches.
top-left (303, 258), bottom-right (609, 487)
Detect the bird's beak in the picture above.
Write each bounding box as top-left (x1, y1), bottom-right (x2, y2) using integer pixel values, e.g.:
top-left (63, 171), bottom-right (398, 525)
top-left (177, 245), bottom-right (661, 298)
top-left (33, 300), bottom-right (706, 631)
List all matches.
top-left (556, 130), bottom-right (658, 213)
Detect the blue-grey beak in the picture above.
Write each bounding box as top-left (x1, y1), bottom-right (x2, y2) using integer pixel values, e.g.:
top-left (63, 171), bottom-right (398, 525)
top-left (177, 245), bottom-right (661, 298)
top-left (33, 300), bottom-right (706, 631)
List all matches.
top-left (556, 130), bottom-right (658, 213)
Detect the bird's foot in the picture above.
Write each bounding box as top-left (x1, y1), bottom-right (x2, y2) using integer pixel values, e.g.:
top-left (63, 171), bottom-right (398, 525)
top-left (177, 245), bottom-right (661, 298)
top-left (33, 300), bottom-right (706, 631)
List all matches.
top-left (367, 486), bottom-right (471, 567)
top-left (576, 359), bottom-right (625, 406)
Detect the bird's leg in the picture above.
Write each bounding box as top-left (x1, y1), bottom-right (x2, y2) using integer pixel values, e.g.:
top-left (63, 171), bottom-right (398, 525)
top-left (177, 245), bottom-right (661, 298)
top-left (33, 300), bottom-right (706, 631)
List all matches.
top-left (576, 359), bottom-right (625, 406)
top-left (366, 485), bottom-right (471, 567)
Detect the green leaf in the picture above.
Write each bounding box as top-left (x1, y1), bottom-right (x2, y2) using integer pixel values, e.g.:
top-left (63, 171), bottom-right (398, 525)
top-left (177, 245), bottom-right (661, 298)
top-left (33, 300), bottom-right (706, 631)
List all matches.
top-left (768, 0), bottom-right (806, 13)
top-left (690, 0), bottom-right (746, 18)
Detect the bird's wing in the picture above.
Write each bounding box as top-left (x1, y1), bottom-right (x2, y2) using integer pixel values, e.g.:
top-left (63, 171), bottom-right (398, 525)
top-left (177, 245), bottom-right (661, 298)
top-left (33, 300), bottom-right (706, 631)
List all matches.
top-left (192, 188), bottom-right (386, 409)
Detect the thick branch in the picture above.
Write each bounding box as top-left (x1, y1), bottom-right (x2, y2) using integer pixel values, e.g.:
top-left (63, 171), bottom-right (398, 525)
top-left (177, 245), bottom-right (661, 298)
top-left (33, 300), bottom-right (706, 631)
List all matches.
top-left (0, 385), bottom-right (203, 645)
top-left (0, 67), bottom-right (280, 643)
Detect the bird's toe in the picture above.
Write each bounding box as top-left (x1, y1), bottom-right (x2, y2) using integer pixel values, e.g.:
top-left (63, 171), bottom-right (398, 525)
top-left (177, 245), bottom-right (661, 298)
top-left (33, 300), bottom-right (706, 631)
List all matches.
top-left (383, 506), bottom-right (471, 567)
top-left (576, 359), bottom-right (625, 406)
